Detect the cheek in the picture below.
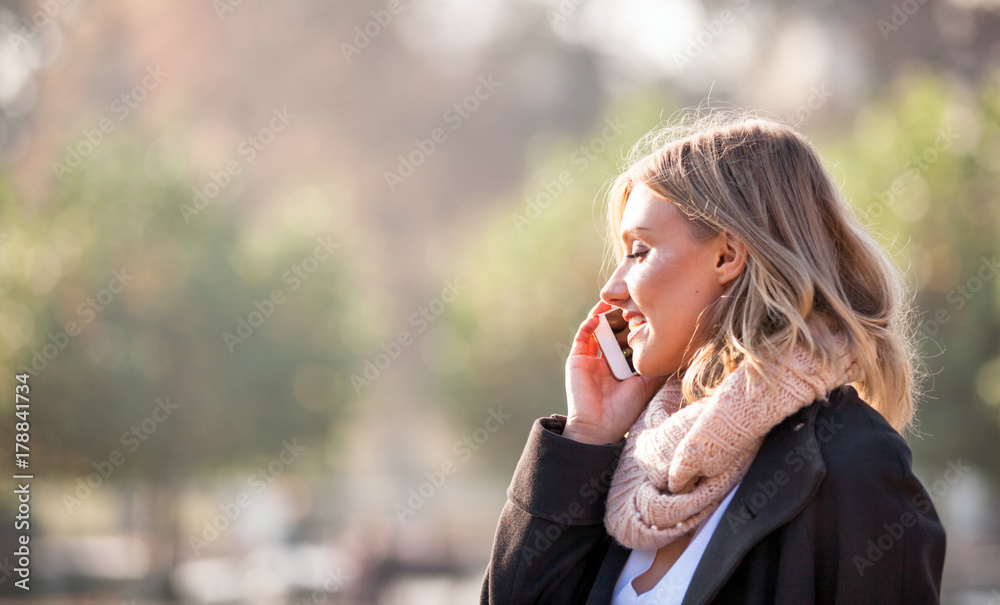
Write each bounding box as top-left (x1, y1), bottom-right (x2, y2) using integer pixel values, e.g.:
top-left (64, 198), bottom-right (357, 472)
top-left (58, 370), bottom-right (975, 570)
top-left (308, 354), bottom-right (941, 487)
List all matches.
top-left (629, 267), bottom-right (673, 338)
top-left (630, 258), bottom-right (677, 308)
top-left (638, 266), bottom-right (713, 336)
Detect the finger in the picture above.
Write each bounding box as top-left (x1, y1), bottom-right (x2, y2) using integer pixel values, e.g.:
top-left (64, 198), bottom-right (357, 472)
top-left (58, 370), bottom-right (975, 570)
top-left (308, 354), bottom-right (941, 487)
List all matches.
top-left (570, 314), bottom-right (601, 357)
top-left (586, 300), bottom-right (612, 317)
top-left (587, 332), bottom-right (600, 357)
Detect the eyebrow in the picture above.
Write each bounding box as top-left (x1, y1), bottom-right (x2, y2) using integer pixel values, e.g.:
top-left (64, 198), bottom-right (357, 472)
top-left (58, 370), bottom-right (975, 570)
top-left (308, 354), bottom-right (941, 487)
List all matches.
top-left (619, 226), bottom-right (650, 244)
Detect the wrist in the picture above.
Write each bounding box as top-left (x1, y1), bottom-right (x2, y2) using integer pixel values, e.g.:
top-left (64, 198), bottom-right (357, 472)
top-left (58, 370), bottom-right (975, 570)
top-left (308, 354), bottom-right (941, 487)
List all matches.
top-left (562, 420), bottom-right (622, 446)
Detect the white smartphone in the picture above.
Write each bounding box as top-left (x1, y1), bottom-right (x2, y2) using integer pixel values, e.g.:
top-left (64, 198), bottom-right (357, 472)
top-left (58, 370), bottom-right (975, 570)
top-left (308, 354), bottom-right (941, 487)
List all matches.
top-left (594, 310), bottom-right (638, 380)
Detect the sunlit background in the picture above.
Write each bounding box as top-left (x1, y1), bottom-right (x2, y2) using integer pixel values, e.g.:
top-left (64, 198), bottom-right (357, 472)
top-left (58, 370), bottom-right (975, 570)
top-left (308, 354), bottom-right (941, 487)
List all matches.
top-left (1, 0), bottom-right (999, 602)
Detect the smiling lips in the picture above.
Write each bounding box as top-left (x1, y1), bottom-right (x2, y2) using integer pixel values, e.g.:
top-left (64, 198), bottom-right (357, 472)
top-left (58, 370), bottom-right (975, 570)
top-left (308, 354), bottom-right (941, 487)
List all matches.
top-left (623, 311), bottom-right (647, 331)
top-left (623, 311), bottom-right (647, 345)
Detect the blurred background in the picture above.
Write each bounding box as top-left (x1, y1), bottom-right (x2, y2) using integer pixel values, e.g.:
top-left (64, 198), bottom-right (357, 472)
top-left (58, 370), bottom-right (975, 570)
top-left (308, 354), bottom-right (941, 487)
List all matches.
top-left (0, 0), bottom-right (998, 602)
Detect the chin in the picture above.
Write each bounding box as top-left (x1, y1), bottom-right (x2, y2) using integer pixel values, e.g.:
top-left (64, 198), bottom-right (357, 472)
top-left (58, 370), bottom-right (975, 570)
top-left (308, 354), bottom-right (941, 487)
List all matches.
top-left (631, 350), bottom-right (653, 376)
top-left (631, 346), bottom-right (674, 378)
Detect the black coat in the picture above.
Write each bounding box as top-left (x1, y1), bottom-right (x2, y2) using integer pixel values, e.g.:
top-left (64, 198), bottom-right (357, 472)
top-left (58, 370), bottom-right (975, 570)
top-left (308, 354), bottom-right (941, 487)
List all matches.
top-left (480, 385), bottom-right (946, 604)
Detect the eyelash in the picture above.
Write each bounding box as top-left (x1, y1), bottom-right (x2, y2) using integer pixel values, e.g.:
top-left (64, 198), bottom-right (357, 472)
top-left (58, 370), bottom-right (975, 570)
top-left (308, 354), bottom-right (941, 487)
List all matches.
top-left (625, 250), bottom-right (648, 260)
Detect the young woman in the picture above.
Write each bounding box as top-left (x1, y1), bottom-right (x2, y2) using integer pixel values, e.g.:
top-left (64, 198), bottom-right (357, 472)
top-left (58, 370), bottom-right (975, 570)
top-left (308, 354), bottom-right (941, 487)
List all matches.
top-left (480, 111), bottom-right (946, 604)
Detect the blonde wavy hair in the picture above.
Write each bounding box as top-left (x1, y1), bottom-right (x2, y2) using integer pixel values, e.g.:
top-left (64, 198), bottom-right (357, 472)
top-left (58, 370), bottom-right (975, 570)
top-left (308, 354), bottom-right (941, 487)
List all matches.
top-left (602, 109), bottom-right (922, 434)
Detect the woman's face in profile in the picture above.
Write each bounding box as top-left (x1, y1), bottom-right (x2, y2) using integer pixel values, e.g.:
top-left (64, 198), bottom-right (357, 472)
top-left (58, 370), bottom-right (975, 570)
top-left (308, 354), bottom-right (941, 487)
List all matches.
top-left (600, 182), bottom-right (728, 377)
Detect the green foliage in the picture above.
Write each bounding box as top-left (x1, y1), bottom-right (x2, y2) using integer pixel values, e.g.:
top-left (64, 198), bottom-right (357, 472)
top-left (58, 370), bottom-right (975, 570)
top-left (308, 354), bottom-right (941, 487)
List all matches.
top-left (0, 131), bottom-right (362, 477)
top-left (820, 69), bottom-right (1000, 473)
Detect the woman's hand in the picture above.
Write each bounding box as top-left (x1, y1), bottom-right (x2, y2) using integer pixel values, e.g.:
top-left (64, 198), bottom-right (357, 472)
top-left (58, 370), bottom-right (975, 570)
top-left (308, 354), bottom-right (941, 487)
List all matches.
top-left (563, 301), bottom-right (668, 445)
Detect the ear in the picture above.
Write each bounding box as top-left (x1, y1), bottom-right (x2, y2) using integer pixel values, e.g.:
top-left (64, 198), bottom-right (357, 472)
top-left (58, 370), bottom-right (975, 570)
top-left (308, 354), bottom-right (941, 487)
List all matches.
top-left (713, 231), bottom-right (748, 286)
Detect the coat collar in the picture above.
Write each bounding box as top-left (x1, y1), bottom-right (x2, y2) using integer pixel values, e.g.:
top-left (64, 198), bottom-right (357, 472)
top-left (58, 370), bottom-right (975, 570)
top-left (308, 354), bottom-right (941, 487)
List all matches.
top-left (587, 388), bottom-right (841, 605)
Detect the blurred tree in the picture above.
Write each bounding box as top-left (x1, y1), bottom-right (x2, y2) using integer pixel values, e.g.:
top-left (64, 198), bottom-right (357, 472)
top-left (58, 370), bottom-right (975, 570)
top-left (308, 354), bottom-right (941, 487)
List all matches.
top-left (0, 129), bottom-right (364, 480)
top-left (822, 69), bottom-right (1000, 477)
top-left (0, 129), bottom-right (374, 584)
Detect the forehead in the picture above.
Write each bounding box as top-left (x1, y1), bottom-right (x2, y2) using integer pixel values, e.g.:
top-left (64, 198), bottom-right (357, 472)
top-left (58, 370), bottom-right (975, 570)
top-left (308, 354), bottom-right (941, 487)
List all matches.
top-left (620, 182), bottom-right (681, 236)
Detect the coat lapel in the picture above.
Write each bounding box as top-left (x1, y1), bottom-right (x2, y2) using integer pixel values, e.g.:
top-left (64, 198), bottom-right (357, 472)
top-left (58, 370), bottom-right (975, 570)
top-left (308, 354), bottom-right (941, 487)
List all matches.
top-left (680, 399), bottom-right (828, 604)
top-left (586, 541), bottom-right (630, 604)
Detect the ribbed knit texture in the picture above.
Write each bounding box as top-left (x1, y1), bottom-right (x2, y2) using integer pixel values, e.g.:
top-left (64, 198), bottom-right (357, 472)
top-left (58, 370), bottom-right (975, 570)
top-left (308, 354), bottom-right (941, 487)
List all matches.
top-left (604, 328), bottom-right (863, 551)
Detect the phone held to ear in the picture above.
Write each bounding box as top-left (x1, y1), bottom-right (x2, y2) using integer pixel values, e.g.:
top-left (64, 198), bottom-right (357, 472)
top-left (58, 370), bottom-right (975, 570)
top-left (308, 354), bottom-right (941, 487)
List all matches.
top-left (594, 310), bottom-right (638, 380)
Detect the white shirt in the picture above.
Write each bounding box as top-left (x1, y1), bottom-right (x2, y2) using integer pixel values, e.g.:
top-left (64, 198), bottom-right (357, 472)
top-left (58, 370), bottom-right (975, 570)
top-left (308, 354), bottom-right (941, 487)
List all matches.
top-left (611, 482), bottom-right (741, 605)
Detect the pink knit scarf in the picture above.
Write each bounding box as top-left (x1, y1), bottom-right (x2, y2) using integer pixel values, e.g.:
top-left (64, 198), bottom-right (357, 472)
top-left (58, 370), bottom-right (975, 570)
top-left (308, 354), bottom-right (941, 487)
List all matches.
top-left (604, 329), bottom-right (862, 551)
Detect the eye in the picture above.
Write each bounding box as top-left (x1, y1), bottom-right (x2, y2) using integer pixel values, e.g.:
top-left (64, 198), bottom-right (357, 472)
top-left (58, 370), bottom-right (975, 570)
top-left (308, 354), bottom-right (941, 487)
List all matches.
top-left (625, 248), bottom-right (648, 261)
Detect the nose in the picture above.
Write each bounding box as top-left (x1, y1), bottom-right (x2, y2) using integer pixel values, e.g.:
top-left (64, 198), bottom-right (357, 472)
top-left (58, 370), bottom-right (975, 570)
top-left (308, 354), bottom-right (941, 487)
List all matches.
top-left (600, 262), bottom-right (629, 308)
